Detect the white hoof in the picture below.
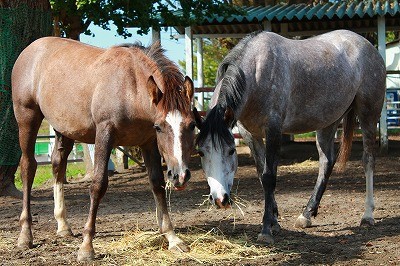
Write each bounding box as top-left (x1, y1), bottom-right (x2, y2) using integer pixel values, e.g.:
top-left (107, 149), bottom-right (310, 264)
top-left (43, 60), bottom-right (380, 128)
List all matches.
top-left (294, 214), bottom-right (312, 228)
top-left (168, 240), bottom-right (190, 252)
top-left (57, 228), bottom-right (73, 237)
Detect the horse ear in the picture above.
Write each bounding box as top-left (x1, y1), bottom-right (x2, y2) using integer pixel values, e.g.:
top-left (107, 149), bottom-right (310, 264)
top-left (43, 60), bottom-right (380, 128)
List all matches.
top-left (183, 76), bottom-right (194, 102)
top-left (224, 107), bottom-right (235, 127)
top-left (147, 76), bottom-right (163, 106)
top-left (193, 107), bottom-right (203, 129)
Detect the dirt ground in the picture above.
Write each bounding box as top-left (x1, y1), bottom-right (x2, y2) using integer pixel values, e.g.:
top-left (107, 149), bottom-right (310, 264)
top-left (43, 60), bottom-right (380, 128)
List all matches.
top-left (0, 139), bottom-right (399, 265)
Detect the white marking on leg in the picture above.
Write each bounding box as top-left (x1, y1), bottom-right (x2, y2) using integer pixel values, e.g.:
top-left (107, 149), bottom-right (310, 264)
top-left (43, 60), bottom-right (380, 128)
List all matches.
top-left (166, 110), bottom-right (183, 172)
top-left (53, 181), bottom-right (70, 234)
top-left (363, 162), bottom-right (375, 221)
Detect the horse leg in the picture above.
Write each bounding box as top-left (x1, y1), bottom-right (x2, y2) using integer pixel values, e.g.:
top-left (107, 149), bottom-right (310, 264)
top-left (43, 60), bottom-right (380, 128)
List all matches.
top-left (77, 124), bottom-right (113, 262)
top-left (238, 123), bottom-right (281, 233)
top-left (16, 109), bottom-right (43, 249)
top-left (358, 120), bottom-right (377, 226)
top-left (141, 141), bottom-right (189, 252)
top-left (51, 131), bottom-right (74, 237)
top-left (257, 124), bottom-right (281, 245)
top-left (295, 123), bottom-right (338, 228)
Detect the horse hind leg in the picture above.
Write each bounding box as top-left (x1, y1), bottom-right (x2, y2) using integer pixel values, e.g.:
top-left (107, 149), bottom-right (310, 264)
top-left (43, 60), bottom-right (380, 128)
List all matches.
top-left (295, 122), bottom-right (339, 228)
top-left (358, 119), bottom-right (377, 226)
top-left (16, 107), bottom-right (43, 249)
top-left (51, 131), bottom-right (74, 237)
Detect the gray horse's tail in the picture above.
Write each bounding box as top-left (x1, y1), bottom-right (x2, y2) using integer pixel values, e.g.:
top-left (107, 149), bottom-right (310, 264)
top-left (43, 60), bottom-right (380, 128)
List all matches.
top-left (336, 107), bottom-right (356, 172)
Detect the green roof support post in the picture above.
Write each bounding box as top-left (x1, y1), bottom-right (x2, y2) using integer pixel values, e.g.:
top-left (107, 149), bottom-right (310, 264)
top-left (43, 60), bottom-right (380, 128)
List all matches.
top-left (378, 15), bottom-right (388, 154)
top-left (196, 38), bottom-right (204, 111)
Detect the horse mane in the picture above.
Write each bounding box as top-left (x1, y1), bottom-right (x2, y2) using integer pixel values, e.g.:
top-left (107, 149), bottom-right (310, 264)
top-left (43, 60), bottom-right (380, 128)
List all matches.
top-left (196, 32), bottom-right (261, 148)
top-left (196, 105), bottom-right (235, 148)
top-left (116, 41), bottom-right (190, 115)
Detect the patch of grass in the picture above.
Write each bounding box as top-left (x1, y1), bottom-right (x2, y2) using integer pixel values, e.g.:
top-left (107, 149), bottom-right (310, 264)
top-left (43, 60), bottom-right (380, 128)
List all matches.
top-left (15, 162), bottom-right (86, 190)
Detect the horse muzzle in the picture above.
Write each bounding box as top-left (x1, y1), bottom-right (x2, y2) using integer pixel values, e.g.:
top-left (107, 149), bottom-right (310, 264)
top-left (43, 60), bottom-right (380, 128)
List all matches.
top-left (210, 193), bottom-right (232, 209)
top-left (167, 169), bottom-right (191, 190)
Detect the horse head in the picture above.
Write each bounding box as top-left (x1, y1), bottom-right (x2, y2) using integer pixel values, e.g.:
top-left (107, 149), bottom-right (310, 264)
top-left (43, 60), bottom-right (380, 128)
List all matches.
top-left (195, 106), bottom-right (238, 208)
top-left (148, 75), bottom-right (196, 190)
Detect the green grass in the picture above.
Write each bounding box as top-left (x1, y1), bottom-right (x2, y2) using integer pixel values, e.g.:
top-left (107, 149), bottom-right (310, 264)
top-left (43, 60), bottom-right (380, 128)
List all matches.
top-left (15, 162), bottom-right (86, 190)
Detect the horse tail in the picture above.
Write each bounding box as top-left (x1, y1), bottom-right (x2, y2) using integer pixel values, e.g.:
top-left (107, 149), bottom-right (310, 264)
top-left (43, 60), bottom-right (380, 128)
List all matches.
top-left (336, 107), bottom-right (356, 172)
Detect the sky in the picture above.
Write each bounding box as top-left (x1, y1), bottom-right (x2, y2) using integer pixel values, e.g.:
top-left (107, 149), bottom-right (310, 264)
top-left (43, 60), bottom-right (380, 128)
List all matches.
top-left (80, 24), bottom-right (186, 66)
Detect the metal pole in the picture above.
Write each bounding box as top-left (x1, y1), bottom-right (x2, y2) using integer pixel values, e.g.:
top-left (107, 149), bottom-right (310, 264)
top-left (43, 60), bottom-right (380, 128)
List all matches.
top-left (185, 26), bottom-right (193, 79)
top-left (196, 38), bottom-right (204, 110)
top-left (378, 15), bottom-right (388, 154)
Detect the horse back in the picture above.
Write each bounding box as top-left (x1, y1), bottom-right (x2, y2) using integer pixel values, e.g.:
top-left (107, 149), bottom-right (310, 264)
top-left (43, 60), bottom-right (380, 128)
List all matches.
top-left (12, 37), bottom-right (153, 144)
top-left (238, 30), bottom-right (385, 134)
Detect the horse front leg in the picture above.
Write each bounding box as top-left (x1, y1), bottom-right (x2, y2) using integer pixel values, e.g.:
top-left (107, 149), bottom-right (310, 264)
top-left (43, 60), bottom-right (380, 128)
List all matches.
top-left (77, 125), bottom-right (113, 262)
top-left (141, 141), bottom-right (189, 252)
top-left (238, 124), bottom-right (281, 233)
top-left (51, 132), bottom-right (74, 236)
top-left (295, 124), bottom-right (338, 228)
top-left (257, 125), bottom-right (281, 245)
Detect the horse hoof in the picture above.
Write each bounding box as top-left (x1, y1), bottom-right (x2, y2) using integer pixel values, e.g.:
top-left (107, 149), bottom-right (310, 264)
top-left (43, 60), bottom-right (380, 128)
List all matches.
top-left (360, 217), bottom-right (375, 226)
top-left (57, 228), bottom-right (73, 237)
top-left (272, 223), bottom-right (281, 234)
top-left (257, 233), bottom-right (274, 245)
top-left (77, 248), bottom-right (94, 262)
top-left (294, 214), bottom-right (312, 228)
top-left (168, 241), bottom-right (190, 253)
top-left (17, 230), bottom-right (33, 249)
top-left (16, 238), bottom-right (33, 250)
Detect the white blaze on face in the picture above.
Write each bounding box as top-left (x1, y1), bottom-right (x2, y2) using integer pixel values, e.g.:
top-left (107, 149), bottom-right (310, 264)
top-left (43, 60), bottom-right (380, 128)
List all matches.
top-left (200, 133), bottom-right (236, 203)
top-left (166, 110), bottom-right (183, 172)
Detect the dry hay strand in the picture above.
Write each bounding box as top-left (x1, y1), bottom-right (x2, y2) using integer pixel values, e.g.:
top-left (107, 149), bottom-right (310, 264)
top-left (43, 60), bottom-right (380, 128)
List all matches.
top-left (97, 226), bottom-right (276, 265)
top-left (279, 159), bottom-right (318, 172)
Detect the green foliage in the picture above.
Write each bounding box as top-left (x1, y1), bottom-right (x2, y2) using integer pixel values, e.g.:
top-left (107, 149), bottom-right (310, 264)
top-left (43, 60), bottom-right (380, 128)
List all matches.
top-left (15, 162), bottom-right (86, 189)
top-left (50, 0), bottom-right (243, 39)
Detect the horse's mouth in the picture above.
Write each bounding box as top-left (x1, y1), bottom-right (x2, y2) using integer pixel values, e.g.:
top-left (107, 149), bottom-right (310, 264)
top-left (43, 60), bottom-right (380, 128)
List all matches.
top-left (173, 184), bottom-right (186, 191)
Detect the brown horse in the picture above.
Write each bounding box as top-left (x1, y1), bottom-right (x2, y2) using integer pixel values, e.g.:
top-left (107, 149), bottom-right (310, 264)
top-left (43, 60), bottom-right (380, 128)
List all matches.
top-left (12, 38), bottom-right (195, 261)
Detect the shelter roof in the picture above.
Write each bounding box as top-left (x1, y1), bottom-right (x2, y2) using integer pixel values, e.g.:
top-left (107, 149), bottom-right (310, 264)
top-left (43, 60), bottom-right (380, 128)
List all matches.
top-left (169, 1), bottom-right (400, 37)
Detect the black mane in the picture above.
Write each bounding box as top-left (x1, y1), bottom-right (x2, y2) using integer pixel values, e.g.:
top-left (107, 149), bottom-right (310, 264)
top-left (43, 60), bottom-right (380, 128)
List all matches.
top-left (196, 31), bottom-right (262, 148)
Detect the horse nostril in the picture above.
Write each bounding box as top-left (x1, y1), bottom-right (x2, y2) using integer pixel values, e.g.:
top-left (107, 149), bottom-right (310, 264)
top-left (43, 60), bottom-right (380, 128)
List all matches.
top-left (184, 169), bottom-right (191, 181)
top-left (222, 193), bottom-right (230, 206)
top-left (167, 170), bottom-right (172, 176)
top-left (209, 195), bottom-right (213, 202)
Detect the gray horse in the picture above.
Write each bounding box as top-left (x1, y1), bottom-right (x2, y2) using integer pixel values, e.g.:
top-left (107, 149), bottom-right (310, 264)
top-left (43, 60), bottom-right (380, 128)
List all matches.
top-left (195, 30), bottom-right (386, 244)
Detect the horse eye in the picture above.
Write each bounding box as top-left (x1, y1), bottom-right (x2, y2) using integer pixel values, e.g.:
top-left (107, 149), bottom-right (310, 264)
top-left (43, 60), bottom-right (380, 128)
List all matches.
top-left (189, 122), bottom-right (196, 131)
top-left (153, 124), bottom-right (161, 133)
top-left (229, 148), bottom-right (236, 156)
top-left (198, 150), bottom-right (205, 157)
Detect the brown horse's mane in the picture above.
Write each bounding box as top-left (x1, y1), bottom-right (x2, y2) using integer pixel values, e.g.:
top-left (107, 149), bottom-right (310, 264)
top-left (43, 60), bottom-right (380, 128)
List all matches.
top-left (116, 42), bottom-right (190, 116)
